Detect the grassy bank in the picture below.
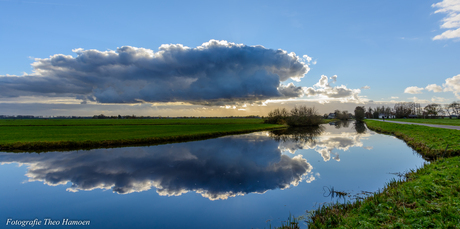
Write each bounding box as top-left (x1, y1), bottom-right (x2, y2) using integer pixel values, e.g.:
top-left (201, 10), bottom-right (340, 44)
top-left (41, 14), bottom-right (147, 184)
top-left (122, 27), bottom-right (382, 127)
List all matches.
top-left (307, 156), bottom-right (460, 228)
top-left (364, 120), bottom-right (460, 159)
top-left (389, 118), bottom-right (460, 126)
top-left (0, 118), bottom-right (284, 151)
top-left (276, 120), bottom-right (460, 228)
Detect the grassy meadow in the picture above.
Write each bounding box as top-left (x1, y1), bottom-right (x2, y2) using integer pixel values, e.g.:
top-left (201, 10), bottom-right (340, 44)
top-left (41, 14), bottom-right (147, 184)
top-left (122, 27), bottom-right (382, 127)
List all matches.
top-left (0, 118), bottom-right (268, 126)
top-left (276, 119), bottom-right (460, 228)
top-left (0, 118), bottom-right (284, 151)
top-left (390, 118), bottom-right (460, 126)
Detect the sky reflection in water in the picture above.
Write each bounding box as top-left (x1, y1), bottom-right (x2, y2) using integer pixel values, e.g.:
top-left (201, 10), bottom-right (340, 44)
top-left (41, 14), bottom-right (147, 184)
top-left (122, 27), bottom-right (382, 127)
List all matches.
top-left (0, 122), bottom-right (426, 229)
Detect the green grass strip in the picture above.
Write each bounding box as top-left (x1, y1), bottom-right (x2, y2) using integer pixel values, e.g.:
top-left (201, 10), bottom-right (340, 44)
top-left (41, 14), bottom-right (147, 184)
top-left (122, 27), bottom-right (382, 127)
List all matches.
top-left (389, 118), bottom-right (460, 126)
top-left (365, 120), bottom-right (460, 159)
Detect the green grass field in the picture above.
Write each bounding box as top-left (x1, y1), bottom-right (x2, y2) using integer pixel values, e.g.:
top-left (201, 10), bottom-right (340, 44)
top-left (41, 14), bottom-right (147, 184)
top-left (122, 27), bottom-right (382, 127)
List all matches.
top-left (0, 118), bottom-right (284, 151)
top-left (0, 118), bottom-right (268, 126)
top-left (388, 118), bottom-right (460, 126)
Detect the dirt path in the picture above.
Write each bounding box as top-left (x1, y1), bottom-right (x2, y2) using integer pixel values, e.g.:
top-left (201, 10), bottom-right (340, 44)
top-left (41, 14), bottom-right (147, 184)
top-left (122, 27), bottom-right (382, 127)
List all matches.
top-left (374, 120), bottom-right (460, 130)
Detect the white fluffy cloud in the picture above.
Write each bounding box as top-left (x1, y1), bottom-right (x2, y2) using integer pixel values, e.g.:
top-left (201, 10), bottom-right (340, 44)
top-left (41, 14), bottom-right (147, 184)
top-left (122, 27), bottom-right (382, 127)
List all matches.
top-left (431, 96), bottom-right (448, 102)
top-left (432, 0), bottom-right (460, 40)
top-left (361, 85), bottom-right (370, 89)
top-left (426, 84), bottom-right (443, 92)
top-left (405, 74), bottom-right (460, 100)
top-left (0, 40), bottom-right (309, 105)
top-left (408, 96), bottom-right (431, 104)
top-left (443, 74), bottom-right (460, 98)
top-left (404, 86), bottom-right (424, 94)
top-left (330, 75), bottom-right (337, 83)
top-left (302, 75), bottom-right (362, 102)
top-left (302, 54), bottom-right (312, 63)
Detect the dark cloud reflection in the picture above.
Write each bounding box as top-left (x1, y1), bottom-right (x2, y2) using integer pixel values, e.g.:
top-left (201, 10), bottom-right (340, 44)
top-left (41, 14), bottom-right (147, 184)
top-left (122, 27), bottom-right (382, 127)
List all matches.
top-left (0, 135), bottom-right (311, 200)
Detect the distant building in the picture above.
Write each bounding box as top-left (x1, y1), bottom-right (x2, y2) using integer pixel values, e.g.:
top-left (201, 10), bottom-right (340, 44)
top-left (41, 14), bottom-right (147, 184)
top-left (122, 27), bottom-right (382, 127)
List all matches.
top-left (327, 113), bottom-right (336, 119)
top-left (379, 113), bottom-right (395, 119)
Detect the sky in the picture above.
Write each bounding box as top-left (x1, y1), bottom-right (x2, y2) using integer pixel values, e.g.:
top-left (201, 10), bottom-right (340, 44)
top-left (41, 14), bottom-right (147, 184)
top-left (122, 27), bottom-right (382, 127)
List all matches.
top-left (0, 0), bottom-right (459, 117)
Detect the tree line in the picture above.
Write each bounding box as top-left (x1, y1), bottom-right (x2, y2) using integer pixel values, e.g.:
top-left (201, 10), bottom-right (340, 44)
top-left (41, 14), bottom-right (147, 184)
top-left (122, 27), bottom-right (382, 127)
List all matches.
top-left (264, 101), bottom-right (460, 126)
top-left (355, 101), bottom-right (460, 120)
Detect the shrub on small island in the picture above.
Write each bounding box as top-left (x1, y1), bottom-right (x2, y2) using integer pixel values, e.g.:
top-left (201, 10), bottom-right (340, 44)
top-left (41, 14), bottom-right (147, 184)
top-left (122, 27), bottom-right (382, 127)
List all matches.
top-left (354, 106), bottom-right (365, 122)
top-left (264, 106), bottom-right (323, 126)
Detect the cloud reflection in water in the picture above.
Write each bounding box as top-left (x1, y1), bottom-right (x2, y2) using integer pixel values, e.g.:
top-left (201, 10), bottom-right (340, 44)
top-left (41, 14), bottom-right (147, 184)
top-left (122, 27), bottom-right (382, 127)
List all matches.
top-left (0, 122), bottom-right (372, 199)
top-left (0, 135), bottom-right (312, 200)
top-left (272, 121), bottom-right (373, 162)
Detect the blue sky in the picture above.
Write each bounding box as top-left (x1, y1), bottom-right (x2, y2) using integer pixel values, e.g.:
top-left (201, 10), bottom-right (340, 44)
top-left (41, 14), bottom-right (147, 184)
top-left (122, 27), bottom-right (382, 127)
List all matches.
top-left (0, 0), bottom-right (459, 116)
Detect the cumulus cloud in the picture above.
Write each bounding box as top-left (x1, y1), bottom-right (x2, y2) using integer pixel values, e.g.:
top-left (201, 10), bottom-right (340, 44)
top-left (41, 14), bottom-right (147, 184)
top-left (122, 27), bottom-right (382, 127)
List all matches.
top-left (0, 40), bottom-right (309, 105)
top-left (0, 133), bottom-right (312, 200)
top-left (443, 74), bottom-right (460, 98)
top-left (277, 83), bottom-right (304, 98)
top-left (302, 54), bottom-right (312, 63)
top-left (302, 75), bottom-right (362, 102)
top-left (330, 75), bottom-right (337, 83)
top-left (431, 96), bottom-right (448, 102)
top-left (408, 96), bottom-right (431, 104)
top-left (361, 85), bottom-right (370, 90)
top-left (426, 84), bottom-right (443, 92)
top-left (432, 0), bottom-right (460, 40)
top-left (404, 86), bottom-right (424, 94)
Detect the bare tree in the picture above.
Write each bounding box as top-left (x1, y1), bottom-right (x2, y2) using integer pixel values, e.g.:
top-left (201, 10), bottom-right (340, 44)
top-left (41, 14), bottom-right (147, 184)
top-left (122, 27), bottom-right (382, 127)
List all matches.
top-left (448, 101), bottom-right (460, 117)
top-left (424, 103), bottom-right (443, 118)
top-left (444, 104), bottom-right (452, 118)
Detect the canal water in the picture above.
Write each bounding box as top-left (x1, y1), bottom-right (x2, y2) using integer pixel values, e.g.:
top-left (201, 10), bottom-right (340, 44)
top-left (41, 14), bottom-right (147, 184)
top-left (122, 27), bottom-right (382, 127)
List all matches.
top-left (0, 122), bottom-right (426, 228)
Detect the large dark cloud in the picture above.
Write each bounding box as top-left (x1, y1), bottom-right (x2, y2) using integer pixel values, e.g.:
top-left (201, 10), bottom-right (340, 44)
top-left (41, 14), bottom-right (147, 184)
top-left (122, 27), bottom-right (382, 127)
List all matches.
top-left (0, 133), bottom-right (311, 200)
top-left (0, 40), bottom-right (309, 105)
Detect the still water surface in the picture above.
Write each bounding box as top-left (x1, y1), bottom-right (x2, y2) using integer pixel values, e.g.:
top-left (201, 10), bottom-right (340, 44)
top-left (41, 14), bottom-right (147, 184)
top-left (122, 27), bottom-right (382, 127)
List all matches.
top-left (0, 122), bottom-right (426, 228)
